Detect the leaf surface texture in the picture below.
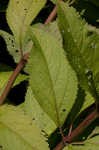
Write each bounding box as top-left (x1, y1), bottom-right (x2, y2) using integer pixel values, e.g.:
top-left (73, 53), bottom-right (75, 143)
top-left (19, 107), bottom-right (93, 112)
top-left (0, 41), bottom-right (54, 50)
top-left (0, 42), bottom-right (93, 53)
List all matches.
top-left (28, 27), bottom-right (78, 127)
top-left (0, 105), bottom-right (49, 150)
top-left (6, 0), bottom-right (46, 48)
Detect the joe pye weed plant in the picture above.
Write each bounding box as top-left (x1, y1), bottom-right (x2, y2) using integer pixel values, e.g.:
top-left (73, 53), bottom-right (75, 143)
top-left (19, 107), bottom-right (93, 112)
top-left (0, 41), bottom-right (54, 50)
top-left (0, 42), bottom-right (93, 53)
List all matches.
top-left (0, 0), bottom-right (99, 150)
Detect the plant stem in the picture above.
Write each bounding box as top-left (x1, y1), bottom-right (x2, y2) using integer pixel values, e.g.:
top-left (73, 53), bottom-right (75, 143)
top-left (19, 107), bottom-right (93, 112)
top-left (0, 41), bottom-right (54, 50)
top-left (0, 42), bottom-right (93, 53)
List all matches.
top-left (44, 0), bottom-right (75, 24)
top-left (45, 0), bottom-right (63, 24)
top-left (68, 124), bottom-right (72, 136)
top-left (0, 0), bottom-right (59, 105)
top-left (54, 109), bottom-right (99, 150)
top-left (45, 0), bottom-right (62, 24)
top-left (59, 127), bottom-right (66, 146)
top-left (0, 53), bottom-right (29, 105)
top-left (45, 6), bottom-right (57, 24)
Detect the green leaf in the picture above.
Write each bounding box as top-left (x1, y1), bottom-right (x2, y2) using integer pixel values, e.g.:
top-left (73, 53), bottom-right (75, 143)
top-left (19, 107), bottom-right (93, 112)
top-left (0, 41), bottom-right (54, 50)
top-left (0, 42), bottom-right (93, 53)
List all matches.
top-left (24, 86), bottom-right (57, 136)
top-left (24, 21), bottom-right (62, 74)
top-left (80, 25), bottom-right (99, 97)
top-left (0, 105), bottom-right (49, 150)
top-left (94, 73), bottom-right (99, 95)
top-left (63, 145), bottom-right (73, 150)
top-left (50, 0), bottom-right (56, 4)
top-left (0, 30), bottom-right (33, 63)
top-left (0, 30), bottom-right (20, 63)
top-left (17, 103), bottom-right (24, 109)
top-left (80, 25), bottom-right (99, 76)
top-left (6, 0), bottom-right (46, 48)
top-left (88, 126), bottom-right (99, 138)
top-left (80, 92), bottom-right (94, 113)
top-left (57, 1), bottom-right (98, 99)
top-left (32, 21), bottom-right (63, 47)
top-left (28, 27), bottom-right (78, 127)
top-left (67, 89), bottom-right (95, 124)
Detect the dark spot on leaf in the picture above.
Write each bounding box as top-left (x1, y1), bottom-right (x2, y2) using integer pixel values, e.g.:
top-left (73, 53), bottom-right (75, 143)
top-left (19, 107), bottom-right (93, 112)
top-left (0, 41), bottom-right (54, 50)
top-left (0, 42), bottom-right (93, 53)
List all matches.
top-left (16, 0), bottom-right (19, 4)
top-left (24, 8), bottom-right (27, 11)
top-left (32, 118), bottom-right (35, 120)
top-left (12, 45), bottom-right (15, 48)
top-left (15, 50), bottom-right (19, 53)
top-left (62, 109), bottom-right (66, 112)
top-left (33, 43), bottom-right (37, 48)
top-left (0, 145), bottom-right (3, 149)
top-left (11, 40), bottom-right (14, 43)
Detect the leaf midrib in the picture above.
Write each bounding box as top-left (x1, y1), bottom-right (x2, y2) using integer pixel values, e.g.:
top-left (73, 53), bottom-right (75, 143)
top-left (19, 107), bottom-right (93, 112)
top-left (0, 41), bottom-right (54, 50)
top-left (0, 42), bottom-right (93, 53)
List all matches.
top-left (31, 31), bottom-right (61, 126)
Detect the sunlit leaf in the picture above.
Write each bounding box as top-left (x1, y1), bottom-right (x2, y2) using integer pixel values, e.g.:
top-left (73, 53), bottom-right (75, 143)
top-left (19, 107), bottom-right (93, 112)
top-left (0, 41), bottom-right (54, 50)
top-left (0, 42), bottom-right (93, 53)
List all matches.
top-left (6, 0), bottom-right (46, 48)
top-left (28, 27), bottom-right (78, 127)
top-left (24, 86), bottom-right (57, 136)
top-left (0, 105), bottom-right (49, 150)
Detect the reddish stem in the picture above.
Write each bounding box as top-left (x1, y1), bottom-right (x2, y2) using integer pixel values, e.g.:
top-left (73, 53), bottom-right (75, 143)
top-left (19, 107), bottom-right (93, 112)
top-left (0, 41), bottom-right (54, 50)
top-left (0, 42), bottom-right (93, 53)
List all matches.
top-left (54, 109), bottom-right (99, 150)
top-left (45, 0), bottom-right (75, 24)
top-left (0, 53), bottom-right (29, 105)
top-left (45, 6), bottom-right (57, 24)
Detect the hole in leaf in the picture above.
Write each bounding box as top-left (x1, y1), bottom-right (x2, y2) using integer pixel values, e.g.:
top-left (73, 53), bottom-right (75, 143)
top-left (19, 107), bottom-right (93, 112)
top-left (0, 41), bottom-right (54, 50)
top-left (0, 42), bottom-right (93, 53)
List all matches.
top-left (11, 40), bottom-right (14, 43)
top-left (62, 109), bottom-right (66, 112)
top-left (12, 44), bottom-right (15, 48)
top-left (15, 50), bottom-right (19, 53)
